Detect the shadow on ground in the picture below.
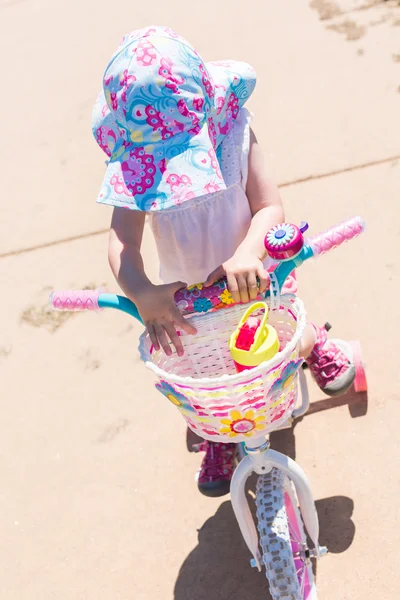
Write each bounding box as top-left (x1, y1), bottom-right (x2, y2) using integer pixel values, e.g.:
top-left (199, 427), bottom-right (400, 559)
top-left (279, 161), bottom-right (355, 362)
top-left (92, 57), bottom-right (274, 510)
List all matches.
top-left (174, 487), bottom-right (354, 600)
top-left (178, 389), bottom-right (362, 599)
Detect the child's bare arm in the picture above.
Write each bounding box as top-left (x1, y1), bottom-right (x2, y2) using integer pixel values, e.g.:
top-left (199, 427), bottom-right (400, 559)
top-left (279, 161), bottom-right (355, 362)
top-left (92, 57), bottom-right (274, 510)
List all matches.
top-left (108, 209), bottom-right (151, 297)
top-left (242, 129), bottom-right (285, 258)
top-left (206, 129), bottom-right (285, 303)
top-left (108, 208), bottom-right (196, 356)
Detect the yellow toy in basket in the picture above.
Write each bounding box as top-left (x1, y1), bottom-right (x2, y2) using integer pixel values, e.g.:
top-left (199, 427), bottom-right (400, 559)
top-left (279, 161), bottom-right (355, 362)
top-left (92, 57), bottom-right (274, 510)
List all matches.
top-left (229, 302), bottom-right (280, 372)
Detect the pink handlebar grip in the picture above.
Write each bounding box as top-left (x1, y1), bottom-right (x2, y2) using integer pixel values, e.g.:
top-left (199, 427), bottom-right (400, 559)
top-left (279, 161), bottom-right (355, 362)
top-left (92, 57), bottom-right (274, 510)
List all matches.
top-left (50, 290), bottom-right (101, 311)
top-left (308, 217), bottom-right (365, 257)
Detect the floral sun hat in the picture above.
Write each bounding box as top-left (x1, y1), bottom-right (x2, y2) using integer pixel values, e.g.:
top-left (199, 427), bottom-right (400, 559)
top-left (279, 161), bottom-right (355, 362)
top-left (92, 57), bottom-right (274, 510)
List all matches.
top-left (92, 26), bottom-right (256, 211)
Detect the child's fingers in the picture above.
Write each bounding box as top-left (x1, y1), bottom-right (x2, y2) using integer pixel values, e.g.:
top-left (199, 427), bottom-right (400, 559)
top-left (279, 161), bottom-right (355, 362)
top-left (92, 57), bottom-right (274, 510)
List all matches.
top-left (257, 266), bottom-right (270, 294)
top-left (154, 324), bottom-right (172, 356)
top-left (174, 309), bottom-right (197, 335)
top-left (164, 323), bottom-right (184, 357)
top-left (168, 281), bottom-right (188, 294)
top-left (237, 274), bottom-right (249, 304)
top-left (247, 272), bottom-right (259, 300)
top-left (227, 273), bottom-right (241, 303)
top-left (147, 325), bottom-right (160, 351)
top-left (204, 265), bottom-right (224, 287)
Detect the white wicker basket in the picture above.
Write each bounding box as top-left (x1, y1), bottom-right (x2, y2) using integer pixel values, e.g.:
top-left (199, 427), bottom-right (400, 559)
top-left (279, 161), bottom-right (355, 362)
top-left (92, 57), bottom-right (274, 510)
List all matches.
top-left (139, 296), bottom-right (307, 443)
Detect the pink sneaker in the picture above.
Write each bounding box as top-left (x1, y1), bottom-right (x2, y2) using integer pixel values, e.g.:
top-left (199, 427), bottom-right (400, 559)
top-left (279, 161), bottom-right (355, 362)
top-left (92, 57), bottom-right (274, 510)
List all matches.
top-left (195, 441), bottom-right (236, 497)
top-left (306, 324), bottom-right (355, 396)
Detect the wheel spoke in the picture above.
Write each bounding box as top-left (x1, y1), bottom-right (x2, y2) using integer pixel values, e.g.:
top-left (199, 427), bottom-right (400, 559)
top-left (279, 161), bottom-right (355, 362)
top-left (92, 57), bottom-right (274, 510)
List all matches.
top-left (288, 518), bottom-right (302, 546)
top-left (296, 565), bottom-right (303, 577)
top-left (285, 494), bottom-right (303, 546)
top-left (300, 564), bottom-right (306, 596)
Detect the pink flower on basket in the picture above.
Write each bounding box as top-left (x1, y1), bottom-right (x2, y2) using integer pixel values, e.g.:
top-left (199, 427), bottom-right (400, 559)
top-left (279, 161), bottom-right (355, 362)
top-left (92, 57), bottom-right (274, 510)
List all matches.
top-left (210, 295), bottom-right (221, 307)
top-left (155, 381), bottom-right (196, 414)
top-left (220, 409), bottom-right (266, 438)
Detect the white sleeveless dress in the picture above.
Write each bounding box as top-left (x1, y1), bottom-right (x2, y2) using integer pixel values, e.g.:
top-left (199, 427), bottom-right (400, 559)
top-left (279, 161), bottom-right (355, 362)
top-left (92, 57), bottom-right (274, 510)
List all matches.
top-left (148, 109), bottom-right (256, 285)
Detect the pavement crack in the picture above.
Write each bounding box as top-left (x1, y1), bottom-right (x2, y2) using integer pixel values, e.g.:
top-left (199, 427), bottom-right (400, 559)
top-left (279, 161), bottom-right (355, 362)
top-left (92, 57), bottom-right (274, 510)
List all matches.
top-left (279, 154), bottom-right (399, 188)
top-left (1, 154), bottom-right (399, 258)
top-left (0, 228), bottom-right (109, 259)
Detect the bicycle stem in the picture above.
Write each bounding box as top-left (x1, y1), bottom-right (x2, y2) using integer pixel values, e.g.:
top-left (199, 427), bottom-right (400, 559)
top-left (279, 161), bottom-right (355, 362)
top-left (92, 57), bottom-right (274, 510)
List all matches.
top-left (273, 243), bottom-right (314, 290)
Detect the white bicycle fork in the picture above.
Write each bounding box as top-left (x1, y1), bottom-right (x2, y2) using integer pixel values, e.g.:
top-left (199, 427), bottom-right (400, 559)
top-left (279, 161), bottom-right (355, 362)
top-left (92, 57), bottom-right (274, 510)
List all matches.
top-left (230, 369), bottom-right (321, 571)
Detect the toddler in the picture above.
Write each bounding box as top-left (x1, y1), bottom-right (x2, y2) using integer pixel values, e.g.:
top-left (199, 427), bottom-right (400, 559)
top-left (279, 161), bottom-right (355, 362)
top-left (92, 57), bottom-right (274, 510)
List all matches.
top-left (92, 26), bottom-right (355, 497)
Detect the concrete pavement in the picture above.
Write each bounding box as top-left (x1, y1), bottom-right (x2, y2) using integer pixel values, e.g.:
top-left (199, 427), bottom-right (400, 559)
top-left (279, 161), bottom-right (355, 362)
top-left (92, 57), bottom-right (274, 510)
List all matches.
top-left (1, 0), bottom-right (399, 254)
top-left (1, 1), bottom-right (399, 598)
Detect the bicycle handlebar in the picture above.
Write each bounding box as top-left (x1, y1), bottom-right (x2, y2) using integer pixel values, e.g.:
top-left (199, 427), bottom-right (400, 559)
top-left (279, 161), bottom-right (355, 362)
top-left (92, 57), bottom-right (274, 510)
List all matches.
top-left (50, 290), bottom-right (143, 321)
top-left (51, 289), bottom-right (101, 311)
top-left (50, 216), bottom-right (365, 322)
top-left (308, 216), bottom-right (365, 257)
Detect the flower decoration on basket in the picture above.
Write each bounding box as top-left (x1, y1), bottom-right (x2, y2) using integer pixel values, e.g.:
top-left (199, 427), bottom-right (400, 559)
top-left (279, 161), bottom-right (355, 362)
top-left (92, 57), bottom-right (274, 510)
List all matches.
top-left (219, 409), bottom-right (267, 438)
top-left (155, 381), bottom-right (196, 414)
top-left (269, 359), bottom-right (303, 402)
top-left (220, 289), bottom-right (234, 305)
top-left (193, 297), bottom-right (213, 312)
top-left (174, 279), bottom-right (237, 315)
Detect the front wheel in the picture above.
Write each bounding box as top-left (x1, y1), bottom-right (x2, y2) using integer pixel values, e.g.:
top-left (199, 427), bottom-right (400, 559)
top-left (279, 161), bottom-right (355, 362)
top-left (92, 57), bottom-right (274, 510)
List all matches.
top-left (255, 469), bottom-right (318, 600)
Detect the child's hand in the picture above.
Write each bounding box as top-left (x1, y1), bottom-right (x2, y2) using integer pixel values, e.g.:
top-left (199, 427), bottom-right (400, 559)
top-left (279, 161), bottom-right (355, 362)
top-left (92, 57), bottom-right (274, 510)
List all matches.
top-left (135, 282), bottom-right (197, 357)
top-left (205, 250), bottom-right (270, 303)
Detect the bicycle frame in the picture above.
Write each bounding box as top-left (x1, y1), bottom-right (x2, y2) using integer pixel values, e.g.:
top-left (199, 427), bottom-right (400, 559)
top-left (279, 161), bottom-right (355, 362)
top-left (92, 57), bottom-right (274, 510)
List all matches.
top-left (230, 369), bottom-right (320, 571)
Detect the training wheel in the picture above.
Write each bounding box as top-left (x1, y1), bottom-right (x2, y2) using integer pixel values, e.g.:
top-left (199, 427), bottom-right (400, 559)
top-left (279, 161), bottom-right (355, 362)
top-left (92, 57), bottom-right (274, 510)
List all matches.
top-left (350, 341), bottom-right (367, 393)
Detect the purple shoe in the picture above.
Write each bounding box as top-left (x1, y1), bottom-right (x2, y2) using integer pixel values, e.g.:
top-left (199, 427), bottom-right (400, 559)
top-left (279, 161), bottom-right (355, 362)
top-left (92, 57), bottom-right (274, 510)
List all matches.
top-left (195, 441), bottom-right (236, 497)
top-left (306, 324), bottom-right (355, 396)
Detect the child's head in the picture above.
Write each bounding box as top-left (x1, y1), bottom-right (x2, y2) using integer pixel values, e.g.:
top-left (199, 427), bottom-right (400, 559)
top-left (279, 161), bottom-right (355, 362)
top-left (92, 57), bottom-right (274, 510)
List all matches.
top-left (92, 26), bottom-right (256, 211)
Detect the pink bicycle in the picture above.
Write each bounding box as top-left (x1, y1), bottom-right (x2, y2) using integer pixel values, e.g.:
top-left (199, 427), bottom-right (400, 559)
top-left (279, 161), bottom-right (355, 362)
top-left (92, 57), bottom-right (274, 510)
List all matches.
top-left (51, 217), bottom-right (366, 599)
